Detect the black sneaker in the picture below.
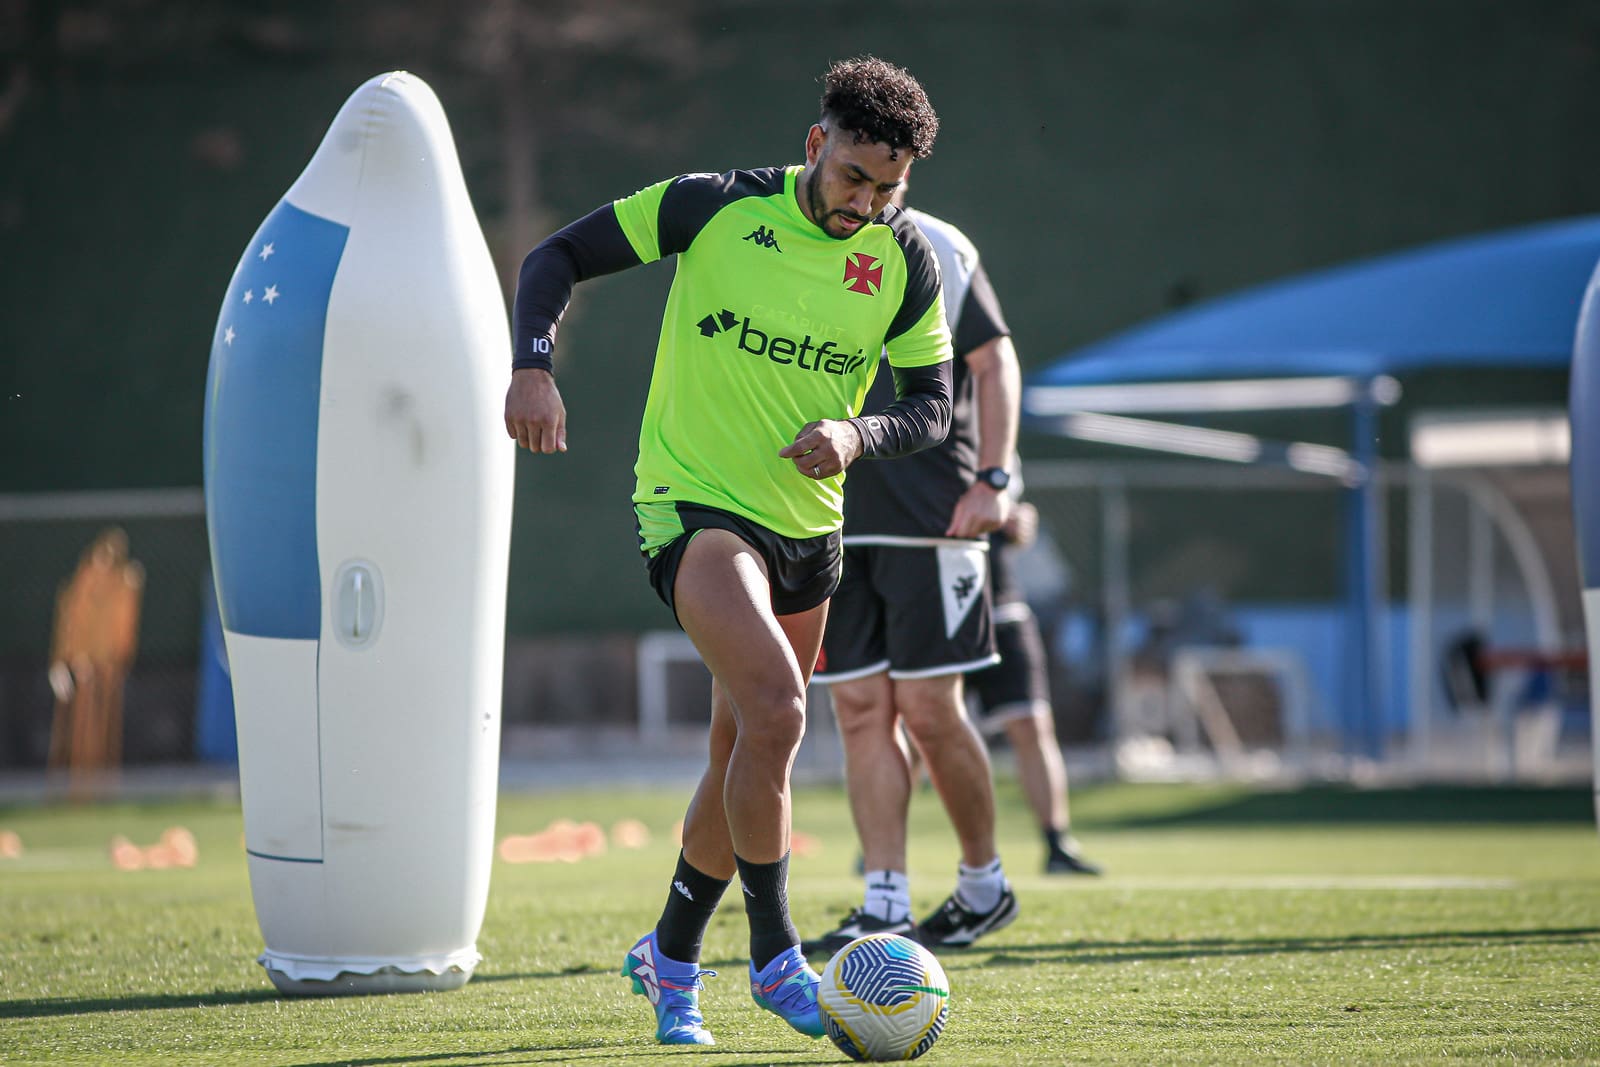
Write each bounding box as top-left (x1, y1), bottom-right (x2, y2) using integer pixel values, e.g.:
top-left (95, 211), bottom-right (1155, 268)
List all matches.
top-left (916, 887), bottom-right (1019, 949)
top-left (1045, 847), bottom-right (1103, 876)
top-left (800, 908), bottom-right (916, 957)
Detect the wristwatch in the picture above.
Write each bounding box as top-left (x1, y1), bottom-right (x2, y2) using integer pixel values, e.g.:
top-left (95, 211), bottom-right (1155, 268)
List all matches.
top-left (974, 466), bottom-right (1010, 491)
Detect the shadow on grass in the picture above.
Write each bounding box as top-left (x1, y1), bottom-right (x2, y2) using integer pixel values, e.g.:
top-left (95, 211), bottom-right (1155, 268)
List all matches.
top-left (0, 967), bottom-right (621, 1021)
top-left (0, 986), bottom-right (282, 1019)
top-left (1090, 785), bottom-right (1594, 828)
top-left (0, 960), bottom-right (777, 1019)
top-left (960, 924), bottom-right (1600, 968)
top-left (1, 981), bottom-right (816, 1065)
top-left (281, 1049), bottom-right (816, 1067)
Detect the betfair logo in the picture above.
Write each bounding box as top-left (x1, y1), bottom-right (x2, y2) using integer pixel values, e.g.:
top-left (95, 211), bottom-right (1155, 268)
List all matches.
top-left (696, 307), bottom-right (870, 376)
top-left (743, 226), bottom-right (782, 252)
top-left (698, 309), bottom-right (739, 337)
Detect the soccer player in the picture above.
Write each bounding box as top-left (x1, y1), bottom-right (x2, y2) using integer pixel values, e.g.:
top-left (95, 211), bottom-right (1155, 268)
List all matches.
top-left (805, 191), bottom-right (1021, 956)
top-left (504, 57), bottom-right (950, 1047)
top-left (967, 487), bottom-right (1102, 875)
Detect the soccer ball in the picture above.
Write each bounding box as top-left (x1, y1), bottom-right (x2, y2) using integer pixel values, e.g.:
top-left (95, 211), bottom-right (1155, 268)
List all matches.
top-left (817, 933), bottom-right (950, 1061)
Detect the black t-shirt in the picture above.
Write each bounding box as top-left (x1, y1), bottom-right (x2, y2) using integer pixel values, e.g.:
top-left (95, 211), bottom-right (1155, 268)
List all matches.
top-left (842, 208), bottom-right (1011, 538)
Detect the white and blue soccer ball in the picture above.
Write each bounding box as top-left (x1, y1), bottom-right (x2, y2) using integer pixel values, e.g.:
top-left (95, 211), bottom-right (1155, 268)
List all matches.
top-left (817, 933), bottom-right (950, 1061)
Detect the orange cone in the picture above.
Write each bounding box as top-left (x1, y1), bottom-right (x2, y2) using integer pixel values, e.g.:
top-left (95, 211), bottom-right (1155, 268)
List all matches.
top-left (611, 819), bottom-right (651, 849)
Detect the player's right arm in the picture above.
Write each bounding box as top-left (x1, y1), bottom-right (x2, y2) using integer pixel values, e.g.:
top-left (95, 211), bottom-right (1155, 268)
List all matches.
top-left (505, 174), bottom-right (744, 453)
top-left (506, 204), bottom-right (641, 454)
top-left (504, 200), bottom-right (650, 453)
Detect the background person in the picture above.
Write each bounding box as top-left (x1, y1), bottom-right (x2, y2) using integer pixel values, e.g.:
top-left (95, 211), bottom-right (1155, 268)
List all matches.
top-left (965, 487), bottom-right (1102, 875)
top-left (806, 188), bottom-right (1020, 956)
top-left (47, 527), bottom-right (144, 801)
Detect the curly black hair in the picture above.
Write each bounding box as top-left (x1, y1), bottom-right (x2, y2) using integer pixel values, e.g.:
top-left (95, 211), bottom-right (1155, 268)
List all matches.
top-left (819, 56), bottom-right (938, 160)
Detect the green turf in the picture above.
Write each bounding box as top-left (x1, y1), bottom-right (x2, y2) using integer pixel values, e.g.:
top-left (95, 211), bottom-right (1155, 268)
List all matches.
top-left (2, 779), bottom-right (1598, 1065)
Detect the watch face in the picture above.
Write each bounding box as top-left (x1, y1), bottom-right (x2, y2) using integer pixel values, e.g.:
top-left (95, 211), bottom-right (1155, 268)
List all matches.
top-left (980, 467), bottom-right (1009, 489)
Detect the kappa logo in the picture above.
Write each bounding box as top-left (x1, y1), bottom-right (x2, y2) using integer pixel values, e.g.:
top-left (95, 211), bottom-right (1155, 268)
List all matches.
top-left (695, 307), bottom-right (870, 377)
top-left (743, 225), bottom-right (782, 252)
top-left (673, 879), bottom-right (695, 901)
top-left (843, 252), bottom-right (883, 295)
top-left (937, 544), bottom-right (986, 639)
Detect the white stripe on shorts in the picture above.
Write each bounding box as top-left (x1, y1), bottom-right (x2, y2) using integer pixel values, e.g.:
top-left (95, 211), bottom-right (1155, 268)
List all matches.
top-left (888, 652), bottom-right (1000, 680)
top-left (814, 658), bottom-right (892, 685)
top-left (841, 534), bottom-right (989, 549)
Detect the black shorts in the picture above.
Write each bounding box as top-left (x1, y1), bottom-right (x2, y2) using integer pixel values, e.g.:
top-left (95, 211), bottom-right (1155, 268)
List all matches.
top-left (966, 600), bottom-right (1051, 729)
top-left (815, 539), bottom-right (997, 682)
top-left (637, 501), bottom-right (842, 622)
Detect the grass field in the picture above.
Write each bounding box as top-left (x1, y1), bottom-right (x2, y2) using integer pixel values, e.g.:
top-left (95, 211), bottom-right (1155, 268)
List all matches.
top-left (3, 777), bottom-right (1599, 1065)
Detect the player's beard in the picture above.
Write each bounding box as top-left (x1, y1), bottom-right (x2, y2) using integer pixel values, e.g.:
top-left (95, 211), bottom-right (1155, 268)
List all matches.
top-left (804, 157), bottom-right (869, 241)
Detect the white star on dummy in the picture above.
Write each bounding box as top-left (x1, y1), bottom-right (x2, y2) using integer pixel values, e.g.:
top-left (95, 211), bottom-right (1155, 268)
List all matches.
top-left (263, 284), bottom-right (280, 305)
top-left (224, 326), bottom-right (236, 346)
top-left (243, 290), bottom-right (254, 304)
top-left (259, 242), bottom-right (276, 261)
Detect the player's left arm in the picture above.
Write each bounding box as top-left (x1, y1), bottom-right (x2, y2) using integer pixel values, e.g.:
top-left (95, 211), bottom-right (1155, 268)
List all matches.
top-left (781, 360), bottom-right (952, 479)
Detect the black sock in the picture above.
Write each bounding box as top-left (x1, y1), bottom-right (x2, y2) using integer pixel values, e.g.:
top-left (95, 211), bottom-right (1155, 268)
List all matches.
top-left (1043, 827), bottom-right (1065, 856)
top-left (735, 852), bottom-right (800, 970)
top-left (654, 851), bottom-right (730, 964)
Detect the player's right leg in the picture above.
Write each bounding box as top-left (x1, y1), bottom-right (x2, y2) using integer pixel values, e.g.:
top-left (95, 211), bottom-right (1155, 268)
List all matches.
top-left (622, 681), bottom-right (739, 1046)
top-left (622, 930), bottom-right (719, 1045)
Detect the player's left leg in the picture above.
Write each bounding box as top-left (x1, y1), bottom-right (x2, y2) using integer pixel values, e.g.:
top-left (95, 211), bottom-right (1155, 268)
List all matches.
top-left (745, 597), bottom-right (832, 1037)
top-left (622, 677), bottom-right (739, 1045)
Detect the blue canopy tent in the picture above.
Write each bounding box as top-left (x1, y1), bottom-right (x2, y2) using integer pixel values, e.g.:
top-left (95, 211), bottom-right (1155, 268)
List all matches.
top-left (1023, 215), bottom-right (1600, 757)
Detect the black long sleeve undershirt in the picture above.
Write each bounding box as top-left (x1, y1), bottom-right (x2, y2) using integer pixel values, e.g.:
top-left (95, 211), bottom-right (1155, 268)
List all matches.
top-left (847, 359), bottom-right (953, 459)
top-left (511, 206), bottom-right (641, 372)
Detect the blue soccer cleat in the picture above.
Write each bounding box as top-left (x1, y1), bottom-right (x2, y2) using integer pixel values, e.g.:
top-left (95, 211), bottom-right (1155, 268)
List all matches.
top-left (622, 930), bottom-right (717, 1045)
top-left (748, 944), bottom-right (825, 1038)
